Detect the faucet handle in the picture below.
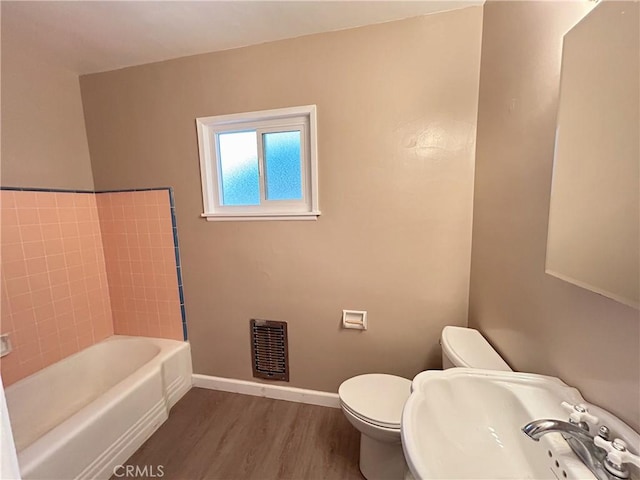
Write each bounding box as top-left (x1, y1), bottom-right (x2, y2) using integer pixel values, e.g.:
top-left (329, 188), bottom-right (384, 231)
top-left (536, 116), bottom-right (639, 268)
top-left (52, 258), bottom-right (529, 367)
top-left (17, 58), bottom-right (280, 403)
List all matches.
top-left (594, 437), bottom-right (640, 478)
top-left (561, 401), bottom-right (599, 426)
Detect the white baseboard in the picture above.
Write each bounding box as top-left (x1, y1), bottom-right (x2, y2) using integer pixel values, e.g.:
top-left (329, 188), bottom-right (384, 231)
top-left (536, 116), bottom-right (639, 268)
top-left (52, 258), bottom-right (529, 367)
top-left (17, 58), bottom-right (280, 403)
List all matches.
top-left (192, 374), bottom-right (340, 409)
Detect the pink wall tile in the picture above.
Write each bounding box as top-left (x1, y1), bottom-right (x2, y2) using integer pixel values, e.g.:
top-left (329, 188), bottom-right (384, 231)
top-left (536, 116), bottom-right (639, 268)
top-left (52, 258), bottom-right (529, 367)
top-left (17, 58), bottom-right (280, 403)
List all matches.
top-left (97, 190), bottom-right (182, 342)
top-left (0, 190), bottom-right (113, 386)
top-left (1, 188), bottom-right (184, 386)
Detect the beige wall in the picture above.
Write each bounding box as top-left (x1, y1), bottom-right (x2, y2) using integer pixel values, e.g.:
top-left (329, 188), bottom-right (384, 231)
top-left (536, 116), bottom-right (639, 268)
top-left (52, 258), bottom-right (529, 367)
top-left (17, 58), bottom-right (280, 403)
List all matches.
top-left (1, 29), bottom-right (94, 190)
top-left (80, 8), bottom-right (484, 391)
top-left (469, 1), bottom-right (640, 431)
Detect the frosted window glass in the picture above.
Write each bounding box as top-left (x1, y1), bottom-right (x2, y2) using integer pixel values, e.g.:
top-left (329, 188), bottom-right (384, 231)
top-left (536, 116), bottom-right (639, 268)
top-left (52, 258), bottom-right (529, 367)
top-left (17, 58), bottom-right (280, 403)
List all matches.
top-left (218, 131), bottom-right (260, 206)
top-left (263, 131), bottom-right (303, 201)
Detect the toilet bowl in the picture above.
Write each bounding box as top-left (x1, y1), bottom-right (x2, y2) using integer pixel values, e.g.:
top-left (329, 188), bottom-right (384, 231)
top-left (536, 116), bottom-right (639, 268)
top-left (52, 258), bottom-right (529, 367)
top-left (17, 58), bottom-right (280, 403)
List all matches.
top-left (339, 374), bottom-right (410, 480)
top-left (338, 326), bottom-right (512, 480)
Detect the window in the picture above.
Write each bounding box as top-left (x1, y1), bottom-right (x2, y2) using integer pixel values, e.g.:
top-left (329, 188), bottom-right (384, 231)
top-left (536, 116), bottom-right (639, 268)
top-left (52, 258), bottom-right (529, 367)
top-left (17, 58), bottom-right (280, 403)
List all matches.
top-left (196, 105), bottom-right (319, 221)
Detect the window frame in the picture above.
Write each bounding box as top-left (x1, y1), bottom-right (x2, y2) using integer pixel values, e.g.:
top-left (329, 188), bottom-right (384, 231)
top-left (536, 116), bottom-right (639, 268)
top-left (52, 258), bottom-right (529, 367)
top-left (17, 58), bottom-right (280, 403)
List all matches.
top-left (196, 105), bottom-right (320, 221)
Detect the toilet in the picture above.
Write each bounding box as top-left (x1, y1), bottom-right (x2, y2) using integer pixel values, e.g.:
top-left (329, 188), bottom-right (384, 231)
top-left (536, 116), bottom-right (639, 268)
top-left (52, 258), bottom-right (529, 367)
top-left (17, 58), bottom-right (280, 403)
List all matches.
top-left (338, 326), bottom-right (512, 480)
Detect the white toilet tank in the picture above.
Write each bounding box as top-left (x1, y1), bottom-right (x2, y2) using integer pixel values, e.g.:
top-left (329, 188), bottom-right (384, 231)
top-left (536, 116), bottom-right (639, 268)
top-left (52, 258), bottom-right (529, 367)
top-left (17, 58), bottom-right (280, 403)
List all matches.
top-left (440, 326), bottom-right (512, 371)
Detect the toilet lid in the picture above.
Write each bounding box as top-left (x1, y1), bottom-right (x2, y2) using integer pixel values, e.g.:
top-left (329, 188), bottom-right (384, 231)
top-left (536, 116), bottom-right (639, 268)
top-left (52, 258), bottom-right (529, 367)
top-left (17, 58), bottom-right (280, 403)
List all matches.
top-left (441, 326), bottom-right (512, 372)
top-left (338, 374), bottom-right (411, 429)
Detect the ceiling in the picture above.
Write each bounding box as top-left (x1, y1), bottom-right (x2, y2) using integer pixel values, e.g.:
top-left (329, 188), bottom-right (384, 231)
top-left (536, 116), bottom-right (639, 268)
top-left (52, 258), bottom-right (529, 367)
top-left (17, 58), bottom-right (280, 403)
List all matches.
top-left (1, 1), bottom-right (482, 75)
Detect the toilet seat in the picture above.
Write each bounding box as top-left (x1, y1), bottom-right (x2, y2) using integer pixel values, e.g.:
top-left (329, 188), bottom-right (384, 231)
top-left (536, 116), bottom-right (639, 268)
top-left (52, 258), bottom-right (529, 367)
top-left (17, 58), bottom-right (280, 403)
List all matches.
top-left (341, 401), bottom-right (402, 430)
top-left (338, 374), bottom-right (411, 430)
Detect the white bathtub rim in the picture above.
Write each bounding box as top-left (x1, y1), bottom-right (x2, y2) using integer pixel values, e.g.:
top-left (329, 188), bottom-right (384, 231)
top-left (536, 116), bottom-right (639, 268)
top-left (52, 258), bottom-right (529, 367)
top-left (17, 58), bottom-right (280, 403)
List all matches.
top-left (5, 335), bottom-right (178, 395)
top-left (17, 339), bottom-right (189, 464)
top-left (18, 365), bottom-right (160, 471)
top-left (9, 342), bottom-right (162, 455)
top-left (12, 336), bottom-right (191, 477)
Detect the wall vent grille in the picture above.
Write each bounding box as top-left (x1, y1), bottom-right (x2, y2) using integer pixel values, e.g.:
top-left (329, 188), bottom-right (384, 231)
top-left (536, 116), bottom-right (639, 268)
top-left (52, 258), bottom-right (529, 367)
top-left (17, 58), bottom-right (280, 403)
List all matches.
top-left (250, 319), bottom-right (289, 381)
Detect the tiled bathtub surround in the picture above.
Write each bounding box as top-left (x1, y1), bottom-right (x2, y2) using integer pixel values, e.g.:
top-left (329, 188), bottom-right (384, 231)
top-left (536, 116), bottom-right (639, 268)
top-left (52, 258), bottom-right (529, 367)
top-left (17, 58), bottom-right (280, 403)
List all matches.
top-left (0, 187), bottom-right (185, 386)
top-left (0, 190), bottom-right (113, 385)
top-left (97, 190), bottom-right (183, 341)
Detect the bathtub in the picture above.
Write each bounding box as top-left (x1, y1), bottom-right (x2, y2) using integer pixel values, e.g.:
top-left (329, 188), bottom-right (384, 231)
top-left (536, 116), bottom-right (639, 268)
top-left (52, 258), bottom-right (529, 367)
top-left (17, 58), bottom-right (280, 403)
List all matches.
top-left (5, 335), bottom-right (192, 480)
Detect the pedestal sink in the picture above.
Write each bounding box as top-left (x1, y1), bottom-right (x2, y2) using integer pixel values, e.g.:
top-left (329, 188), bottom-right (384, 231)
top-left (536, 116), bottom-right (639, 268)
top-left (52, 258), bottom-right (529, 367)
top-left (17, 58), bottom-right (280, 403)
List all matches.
top-left (401, 368), bottom-right (639, 480)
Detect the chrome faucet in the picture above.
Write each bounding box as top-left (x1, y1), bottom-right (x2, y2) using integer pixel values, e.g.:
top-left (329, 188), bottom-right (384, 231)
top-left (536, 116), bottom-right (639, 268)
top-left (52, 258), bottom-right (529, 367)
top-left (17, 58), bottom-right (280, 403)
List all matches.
top-left (522, 419), bottom-right (625, 480)
top-left (523, 418), bottom-right (595, 443)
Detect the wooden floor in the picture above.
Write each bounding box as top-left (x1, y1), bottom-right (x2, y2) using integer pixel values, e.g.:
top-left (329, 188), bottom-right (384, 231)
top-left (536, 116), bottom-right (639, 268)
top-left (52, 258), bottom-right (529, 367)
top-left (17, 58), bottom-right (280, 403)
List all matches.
top-left (114, 388), bottom-right (364, 480)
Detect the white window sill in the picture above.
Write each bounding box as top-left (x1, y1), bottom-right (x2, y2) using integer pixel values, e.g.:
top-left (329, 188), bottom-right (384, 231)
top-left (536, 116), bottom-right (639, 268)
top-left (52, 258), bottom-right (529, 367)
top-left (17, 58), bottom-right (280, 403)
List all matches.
top-left (201, 212), bottom-right (321, 222)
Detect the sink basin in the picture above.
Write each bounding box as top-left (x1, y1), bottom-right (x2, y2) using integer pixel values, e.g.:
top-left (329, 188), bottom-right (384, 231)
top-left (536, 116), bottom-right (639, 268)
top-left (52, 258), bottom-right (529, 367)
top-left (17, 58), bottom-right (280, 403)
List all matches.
top-left (401, 368), bottom-right (638, 480)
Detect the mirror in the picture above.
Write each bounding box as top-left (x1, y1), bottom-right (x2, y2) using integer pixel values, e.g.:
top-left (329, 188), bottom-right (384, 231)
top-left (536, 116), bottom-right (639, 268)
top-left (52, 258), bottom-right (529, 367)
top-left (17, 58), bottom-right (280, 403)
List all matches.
top-left (546, 1), bottom-right (639, 309)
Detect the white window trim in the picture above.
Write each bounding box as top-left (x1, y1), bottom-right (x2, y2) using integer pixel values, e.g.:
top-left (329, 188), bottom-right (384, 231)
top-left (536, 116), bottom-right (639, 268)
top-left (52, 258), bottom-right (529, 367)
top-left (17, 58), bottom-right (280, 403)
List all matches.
top-left (196, 105), bottom-right (320, 221)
